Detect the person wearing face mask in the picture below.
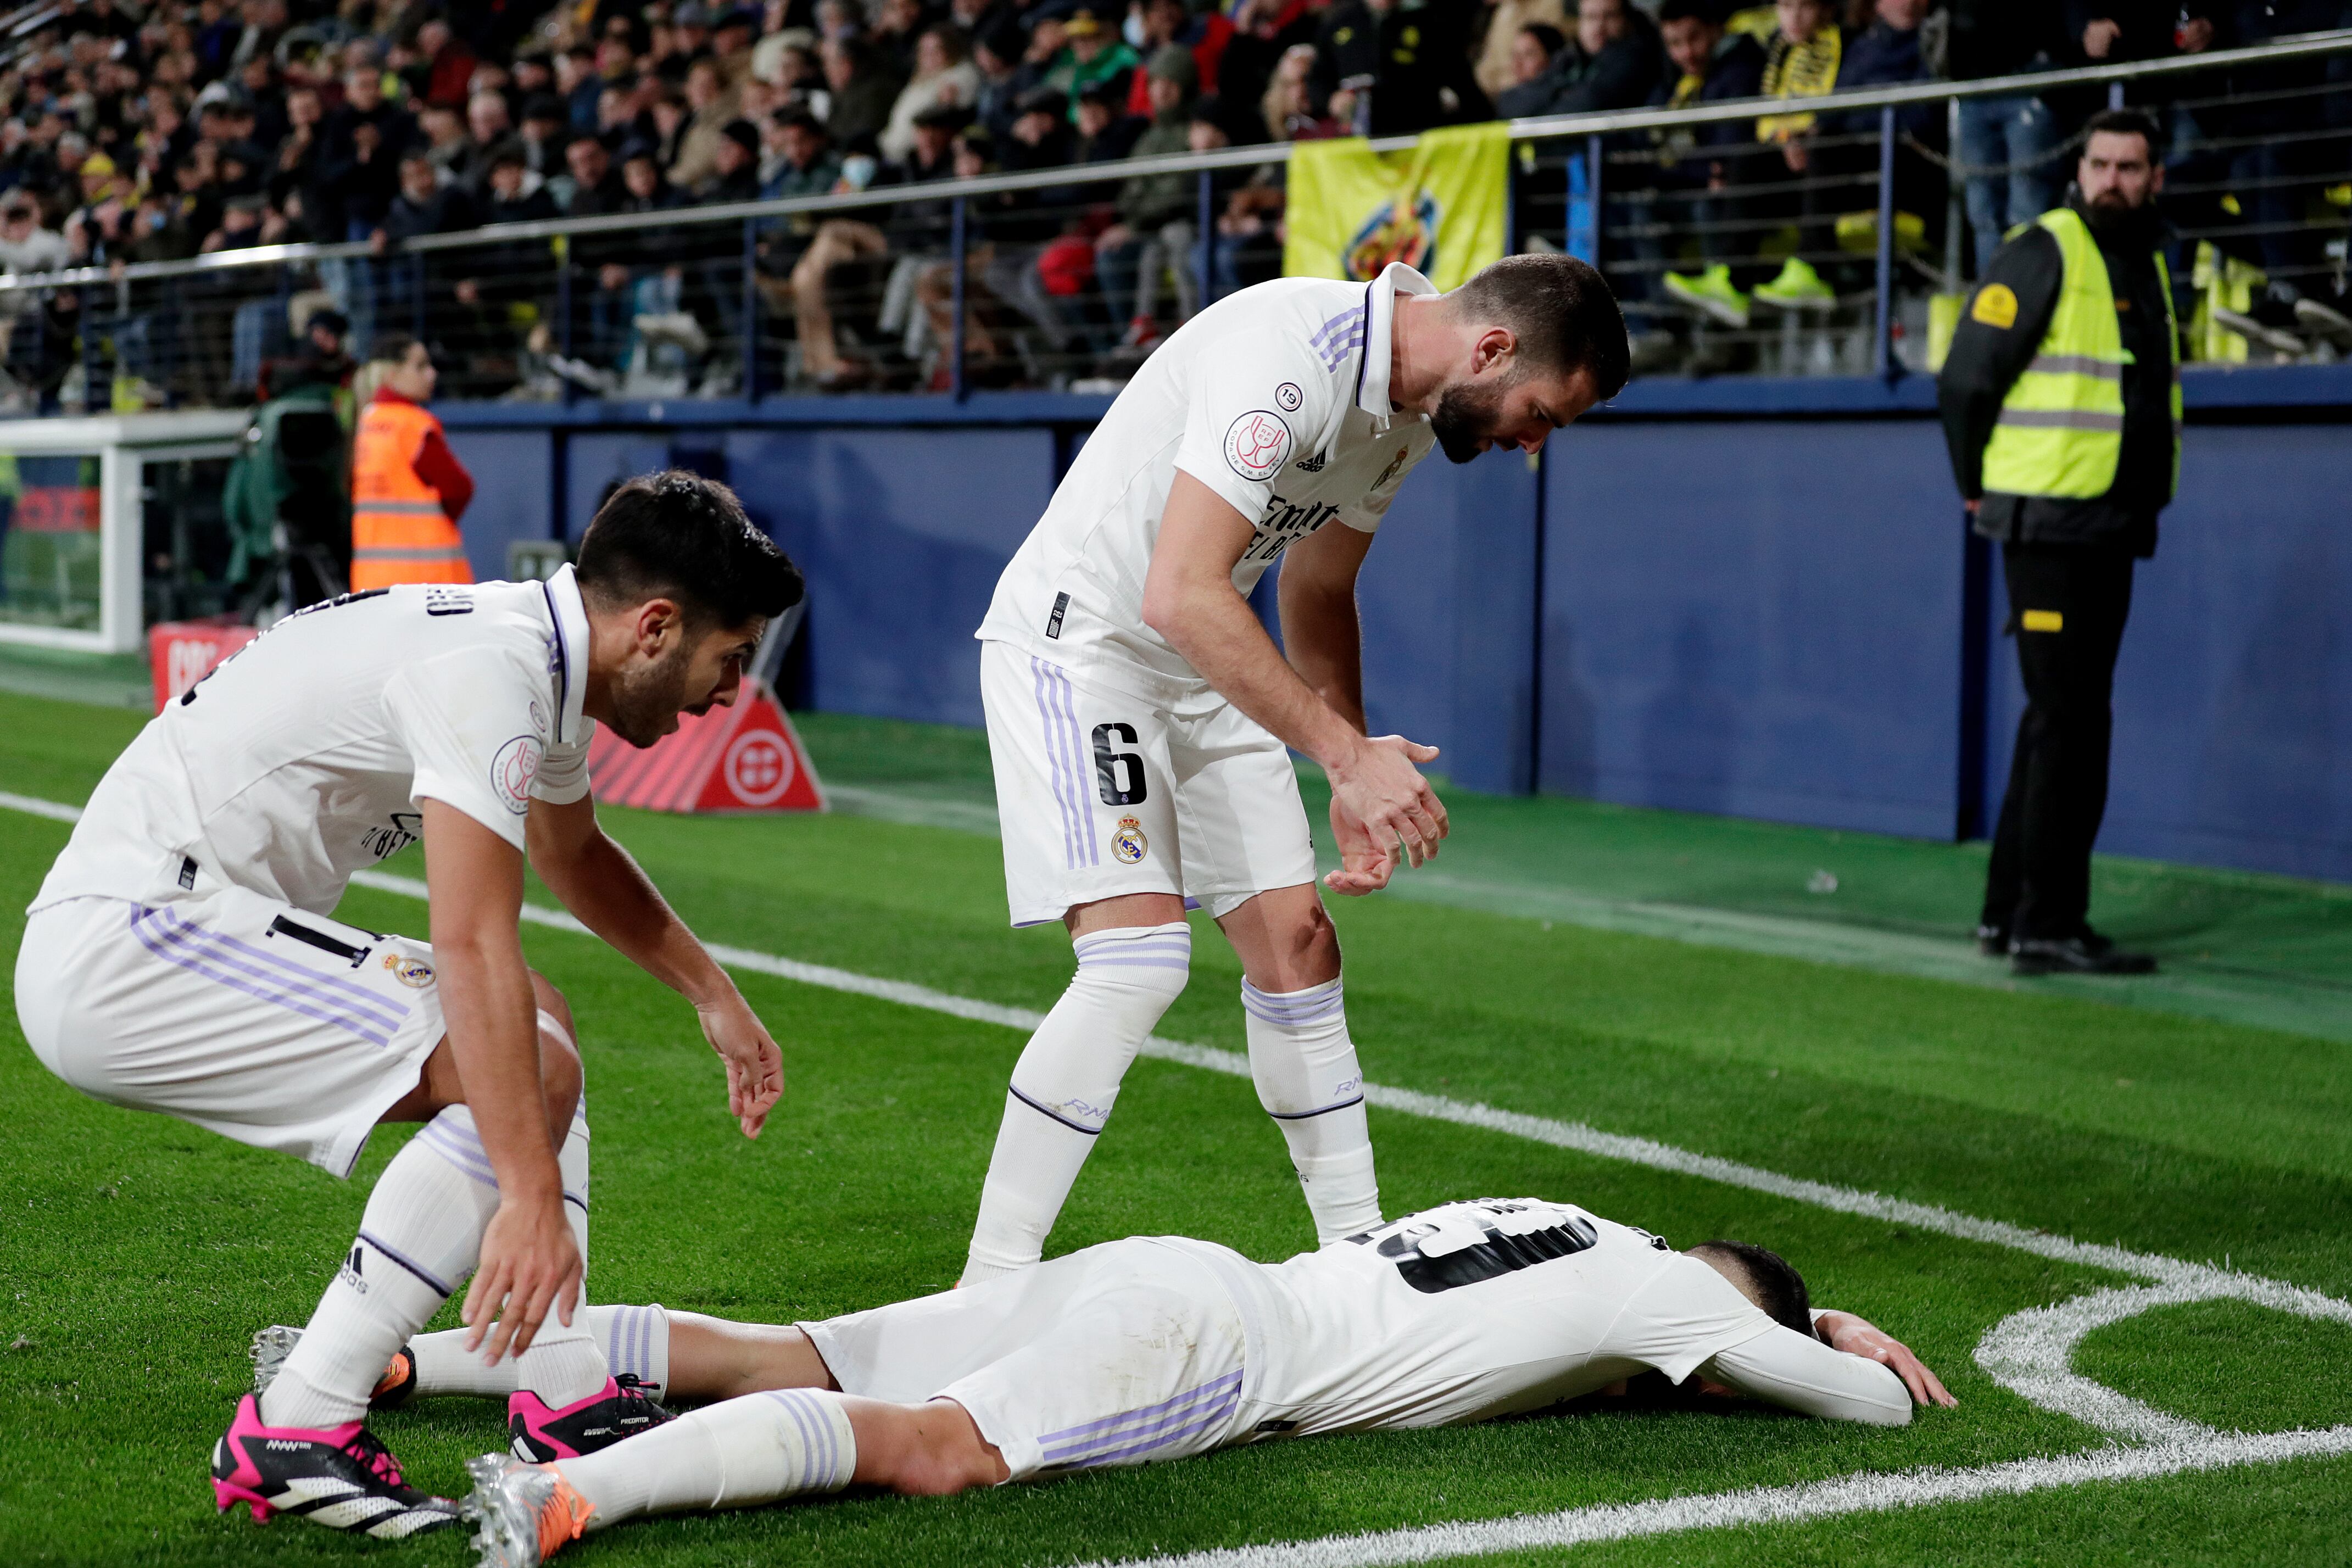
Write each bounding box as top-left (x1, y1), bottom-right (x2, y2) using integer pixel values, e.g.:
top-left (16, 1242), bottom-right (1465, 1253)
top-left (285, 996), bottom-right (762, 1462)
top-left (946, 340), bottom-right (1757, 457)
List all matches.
top-left (1938, 108), bottom-right (2178, 978)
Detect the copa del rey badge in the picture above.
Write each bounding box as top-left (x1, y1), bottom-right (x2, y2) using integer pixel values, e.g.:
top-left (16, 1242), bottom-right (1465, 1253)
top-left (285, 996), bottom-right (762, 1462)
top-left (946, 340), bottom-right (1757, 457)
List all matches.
top-left (1111, 815), bottom-right (1149, 864)
top-left (584, 676), bottom-right (827, 814)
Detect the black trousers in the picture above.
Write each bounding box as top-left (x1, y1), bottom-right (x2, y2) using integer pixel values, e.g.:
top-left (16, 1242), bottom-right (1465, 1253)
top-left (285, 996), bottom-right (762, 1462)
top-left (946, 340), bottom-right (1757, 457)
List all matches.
top-left (1981, 542), bottom-right (2137, 942)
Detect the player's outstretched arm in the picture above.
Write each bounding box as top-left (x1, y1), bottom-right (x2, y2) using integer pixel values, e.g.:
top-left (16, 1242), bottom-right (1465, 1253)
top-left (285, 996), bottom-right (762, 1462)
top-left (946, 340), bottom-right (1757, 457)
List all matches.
top-left (1146, 472), bottom-right (1447, 886)
top-left (526, 794), bottom-right (782, 1139)
top-left (422, 800), bottom-right (581, 1364)
top-left (1700, 1323), bottom-right (1916, 1425)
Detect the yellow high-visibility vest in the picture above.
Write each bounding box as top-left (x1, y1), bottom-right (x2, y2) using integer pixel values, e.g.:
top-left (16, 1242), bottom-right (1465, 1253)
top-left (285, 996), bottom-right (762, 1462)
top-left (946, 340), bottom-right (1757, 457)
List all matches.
top-left (1980, 207), bottom-right (2181, 501)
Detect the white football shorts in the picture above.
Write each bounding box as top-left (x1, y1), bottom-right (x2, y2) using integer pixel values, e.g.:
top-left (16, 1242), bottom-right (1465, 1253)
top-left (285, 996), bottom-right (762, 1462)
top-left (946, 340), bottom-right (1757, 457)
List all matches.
top-left (801, 1236), bottom-right (1264, 1480)
top-left (14, 889), bottom-right (448, 1178)
top-left (979, 639), bottom-right (1318, 928)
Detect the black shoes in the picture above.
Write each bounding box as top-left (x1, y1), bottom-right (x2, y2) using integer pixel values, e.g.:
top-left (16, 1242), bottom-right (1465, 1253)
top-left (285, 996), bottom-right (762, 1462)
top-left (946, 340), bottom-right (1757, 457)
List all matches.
top-left (1978, 924), bottom-right (2157, 975)
top-left (2009, 928), bottom-right (2158, 976)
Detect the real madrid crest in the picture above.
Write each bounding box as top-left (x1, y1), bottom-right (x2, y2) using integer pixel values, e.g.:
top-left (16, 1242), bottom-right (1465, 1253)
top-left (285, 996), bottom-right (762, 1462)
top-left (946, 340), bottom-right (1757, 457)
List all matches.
top-left (383, 953), bottom-right (436, 989)
top-left (1110, 815), bottom-right (1149, 864)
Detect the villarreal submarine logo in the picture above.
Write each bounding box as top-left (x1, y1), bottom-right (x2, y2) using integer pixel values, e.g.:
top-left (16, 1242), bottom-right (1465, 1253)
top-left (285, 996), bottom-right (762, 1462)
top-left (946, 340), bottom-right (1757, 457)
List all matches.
top-left (383, 953), bottom-right (434, 989)
top-left (1110, 815), bottom-right (1149, 865)
top-left (1344, 189), bottom-right (1438, 282)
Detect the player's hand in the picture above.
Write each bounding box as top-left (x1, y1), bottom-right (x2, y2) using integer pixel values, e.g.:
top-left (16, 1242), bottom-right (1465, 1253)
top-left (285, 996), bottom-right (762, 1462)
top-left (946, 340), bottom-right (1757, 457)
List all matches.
top-left (463, 1188), bottom-right (581, 1364)
top-left (1325, 734), bottom-right (1447, 889)
top-left (1325, 794), bottom-right (1396, 895)
top-left (1817, 1310), bottom-right (1957, 1407)
top-left (698, 988), bottom-right (784, 1139)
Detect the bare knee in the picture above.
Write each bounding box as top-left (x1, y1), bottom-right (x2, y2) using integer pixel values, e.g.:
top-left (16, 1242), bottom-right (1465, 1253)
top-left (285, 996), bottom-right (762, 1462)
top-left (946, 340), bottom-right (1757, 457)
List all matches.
top-left (532, 972), bottom-right (582, 1134)
top-left (1250, 902), bottom-right (1342, 992)
top-left (531, 971), bottom-right (574, 1041)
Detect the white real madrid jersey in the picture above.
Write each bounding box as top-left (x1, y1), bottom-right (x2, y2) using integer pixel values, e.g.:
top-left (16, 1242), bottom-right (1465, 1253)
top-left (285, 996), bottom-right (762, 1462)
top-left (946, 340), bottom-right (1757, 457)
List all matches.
top-left (32, 568), bottom-right (598, 917)
top-left (977, 263), bottom-right (1442, 701)
top-left (1240, 1197), bottom-right (1783, 1434)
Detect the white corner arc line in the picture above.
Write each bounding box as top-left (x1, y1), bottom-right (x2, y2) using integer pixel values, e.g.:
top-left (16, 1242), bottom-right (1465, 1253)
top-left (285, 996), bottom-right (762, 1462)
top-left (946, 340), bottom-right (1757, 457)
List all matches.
top-left (10, 791), bottom-right (2351, 1565)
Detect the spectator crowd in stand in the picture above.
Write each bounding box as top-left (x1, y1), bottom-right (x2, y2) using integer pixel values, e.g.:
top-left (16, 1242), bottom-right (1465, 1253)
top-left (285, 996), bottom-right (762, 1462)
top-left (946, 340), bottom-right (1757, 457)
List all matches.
top-left (0, 0), bottom-right (2343, 403)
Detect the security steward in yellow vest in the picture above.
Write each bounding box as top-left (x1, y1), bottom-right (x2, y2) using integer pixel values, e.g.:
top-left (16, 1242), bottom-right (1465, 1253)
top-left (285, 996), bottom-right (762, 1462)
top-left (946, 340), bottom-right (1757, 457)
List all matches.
top-left (1939, 108), bottom-right (2179, 978)
top-left (349, 334), bottom-right (475, 591)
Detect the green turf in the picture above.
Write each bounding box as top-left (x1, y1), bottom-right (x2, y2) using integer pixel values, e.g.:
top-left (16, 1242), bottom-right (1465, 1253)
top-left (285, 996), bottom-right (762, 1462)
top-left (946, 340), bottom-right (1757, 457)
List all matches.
top-left (3, 690), bottom-right (2349, 1565)
top-left (0, 639), bottom-right (153, 710)
top-left (786, 711), bottom-right (2352, 1044)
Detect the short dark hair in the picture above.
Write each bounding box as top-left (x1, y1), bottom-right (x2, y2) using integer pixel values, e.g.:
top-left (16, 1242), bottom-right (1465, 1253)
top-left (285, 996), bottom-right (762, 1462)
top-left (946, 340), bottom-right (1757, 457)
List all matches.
top-left (1452, 252), bottom-right (1630, 400)
top-left (575, 470), bottom-right (804, 629)
top-left (370, 331), bottom-right (422, 367)
top-left (1693, 1241), bottom-right (1814, 1337)
top-left (2082, 105), bottom-right (2161, 158)
top-left (1657, 0), bottom-right (1723, 24)
top-left (1520, 22), bottom-right (1566, 57)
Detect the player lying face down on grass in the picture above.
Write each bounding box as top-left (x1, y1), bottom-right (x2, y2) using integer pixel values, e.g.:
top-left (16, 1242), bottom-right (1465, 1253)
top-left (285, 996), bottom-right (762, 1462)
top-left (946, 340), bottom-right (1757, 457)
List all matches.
top-left (13, 470), bottom-right (801, 1537)
top-left (251, 1196), bottom-right (1952, 1563)
top-left (964, 252), bottom-right (1633, 1293)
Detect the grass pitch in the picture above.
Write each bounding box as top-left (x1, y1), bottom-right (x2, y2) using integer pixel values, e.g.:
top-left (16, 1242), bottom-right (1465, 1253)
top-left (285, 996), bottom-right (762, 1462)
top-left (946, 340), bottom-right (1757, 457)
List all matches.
top-left (2, 688), bottom-right (2349, 1566)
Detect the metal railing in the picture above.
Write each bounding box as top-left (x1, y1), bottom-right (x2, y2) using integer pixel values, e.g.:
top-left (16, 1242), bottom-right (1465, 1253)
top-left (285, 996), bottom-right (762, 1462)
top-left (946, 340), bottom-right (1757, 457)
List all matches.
top-left (0, 28), bottom-right (2344, 408)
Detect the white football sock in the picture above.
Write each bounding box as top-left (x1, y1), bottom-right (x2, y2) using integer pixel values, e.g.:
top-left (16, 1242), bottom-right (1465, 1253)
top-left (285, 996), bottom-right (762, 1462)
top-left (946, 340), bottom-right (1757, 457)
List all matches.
top-left (514, 1104), bottom-right (610, 1408)
top-left (962, 923), bottom-right (1190, 1285)
top-left (558, 1387), bottom-right (856, 1527)
top-left (598, 1301), bottom-right (672, 1397)
top-left (1244, 976), bottom-right (1382, 1243)
top-left (261, 1106), bottom-right (500, 1429)
top-left (409, 1302), bottom-right (670, 1400)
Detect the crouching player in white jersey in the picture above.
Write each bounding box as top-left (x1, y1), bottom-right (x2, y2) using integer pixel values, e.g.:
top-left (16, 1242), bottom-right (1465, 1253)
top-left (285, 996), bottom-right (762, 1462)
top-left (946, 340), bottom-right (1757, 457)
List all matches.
top-left (965, 254), bottom-right (1632, 1282)
top-left (12, 471), bottom-right (802, 1537)
top-left (431, 1196), bottom-right (1953, 1563)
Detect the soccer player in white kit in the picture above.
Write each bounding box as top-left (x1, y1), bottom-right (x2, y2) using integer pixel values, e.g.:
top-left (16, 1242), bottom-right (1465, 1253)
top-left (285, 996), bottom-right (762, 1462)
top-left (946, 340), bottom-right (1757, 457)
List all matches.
top-left (965, 254), bottom-right (1632, 1283)
top-left (448, 1195), bottom-right (1953, 1563)
top-left (12, 472), bottom-right (801, 1537)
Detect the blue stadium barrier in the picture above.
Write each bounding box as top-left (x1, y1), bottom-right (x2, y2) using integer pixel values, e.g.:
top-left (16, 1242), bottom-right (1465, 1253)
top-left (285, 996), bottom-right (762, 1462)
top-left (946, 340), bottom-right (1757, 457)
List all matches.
top-left (1539, 418), bottom-right (1964, 840)
top-left (1984, 422), bottom-right (2352, 883)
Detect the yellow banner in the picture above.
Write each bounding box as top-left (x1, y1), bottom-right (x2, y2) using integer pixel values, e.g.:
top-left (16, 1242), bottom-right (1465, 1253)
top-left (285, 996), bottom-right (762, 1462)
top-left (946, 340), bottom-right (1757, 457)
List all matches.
top-left (1281, 122), bottom-right (1510, 292)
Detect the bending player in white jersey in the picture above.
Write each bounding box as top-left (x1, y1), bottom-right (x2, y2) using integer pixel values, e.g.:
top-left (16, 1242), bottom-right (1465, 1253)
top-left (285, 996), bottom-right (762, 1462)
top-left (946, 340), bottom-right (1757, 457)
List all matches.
top-left (411, 1195), bottom-right (1953, 1564)
top-left (965, 254), bottom-right (1632, 1282)
top-left (12, 472), bottom-right (802, 1537)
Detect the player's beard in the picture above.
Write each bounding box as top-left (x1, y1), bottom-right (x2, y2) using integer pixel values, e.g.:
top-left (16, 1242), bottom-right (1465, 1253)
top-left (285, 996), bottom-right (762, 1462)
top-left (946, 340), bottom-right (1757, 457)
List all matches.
top-left (605, 639), bottom-right (699, 748)
top-left (1429, 375), bottom-right (1511, 465)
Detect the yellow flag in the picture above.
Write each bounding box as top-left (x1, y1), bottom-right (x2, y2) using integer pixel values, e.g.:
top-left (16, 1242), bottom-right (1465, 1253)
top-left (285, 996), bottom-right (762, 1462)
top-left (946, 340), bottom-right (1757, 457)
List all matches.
top-left (1282, 122), bottom-right (1510, 292)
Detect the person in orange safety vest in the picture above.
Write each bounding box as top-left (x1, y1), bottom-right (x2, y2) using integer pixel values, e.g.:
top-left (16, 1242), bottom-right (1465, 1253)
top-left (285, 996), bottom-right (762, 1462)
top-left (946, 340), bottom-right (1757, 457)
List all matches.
top-left (349, 334), bottom-right (475, 590)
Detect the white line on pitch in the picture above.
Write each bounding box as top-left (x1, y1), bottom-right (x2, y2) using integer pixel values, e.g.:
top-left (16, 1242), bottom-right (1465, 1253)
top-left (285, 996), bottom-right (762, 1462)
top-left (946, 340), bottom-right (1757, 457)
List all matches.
top-left (0, 789), bottom-right (83, 824)
top-left (1069, 1426), bottom-right (2352, 1568)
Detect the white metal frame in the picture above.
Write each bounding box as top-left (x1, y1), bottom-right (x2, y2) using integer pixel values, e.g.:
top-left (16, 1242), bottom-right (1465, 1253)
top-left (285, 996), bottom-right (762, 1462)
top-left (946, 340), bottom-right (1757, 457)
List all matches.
top-left (0, 411), bottom-right (247, 652)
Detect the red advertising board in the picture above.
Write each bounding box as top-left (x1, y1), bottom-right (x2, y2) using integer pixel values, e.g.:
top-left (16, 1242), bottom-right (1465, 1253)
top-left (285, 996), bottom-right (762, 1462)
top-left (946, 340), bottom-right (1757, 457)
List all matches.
top-left (585, 677), bottom-right (826, 814)
top-left (15, 486), bottom-right (102, 534)
top-left (149, 621), bottom-right (260, 712)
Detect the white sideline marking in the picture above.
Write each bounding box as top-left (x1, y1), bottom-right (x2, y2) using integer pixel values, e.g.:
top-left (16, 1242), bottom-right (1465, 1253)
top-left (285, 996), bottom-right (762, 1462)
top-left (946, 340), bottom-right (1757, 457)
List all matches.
top-left (0, 789), bottom-right (83, 824)
top-left (1077, 1427), bottom-right (2352, 1568)
top-left (10, 791), bottom-right (2351, 1563)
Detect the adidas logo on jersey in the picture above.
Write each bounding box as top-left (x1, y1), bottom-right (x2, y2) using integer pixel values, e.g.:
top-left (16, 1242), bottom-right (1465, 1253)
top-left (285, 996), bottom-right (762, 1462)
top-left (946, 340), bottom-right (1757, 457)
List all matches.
top-left (1293, 451), bottom-right (1327, 472)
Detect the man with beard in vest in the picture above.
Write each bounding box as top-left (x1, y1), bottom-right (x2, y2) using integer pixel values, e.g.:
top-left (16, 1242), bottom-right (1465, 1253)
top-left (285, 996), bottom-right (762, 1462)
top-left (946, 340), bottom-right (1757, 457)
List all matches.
top-left (1939, 107), bottom-right (2178, 977)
